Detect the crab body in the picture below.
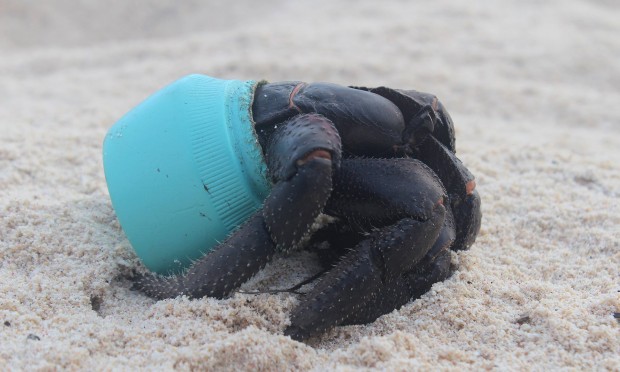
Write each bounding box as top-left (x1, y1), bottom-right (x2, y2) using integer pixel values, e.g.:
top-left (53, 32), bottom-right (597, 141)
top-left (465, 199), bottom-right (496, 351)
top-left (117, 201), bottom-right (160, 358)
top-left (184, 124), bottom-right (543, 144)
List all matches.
top-left (133, 80), bottom-right (482, 341)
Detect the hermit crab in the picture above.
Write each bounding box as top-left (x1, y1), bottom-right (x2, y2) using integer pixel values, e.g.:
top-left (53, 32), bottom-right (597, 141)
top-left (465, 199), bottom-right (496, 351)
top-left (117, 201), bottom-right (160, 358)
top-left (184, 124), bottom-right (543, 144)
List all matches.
top-left (104, 75), bottom-right (481, 342)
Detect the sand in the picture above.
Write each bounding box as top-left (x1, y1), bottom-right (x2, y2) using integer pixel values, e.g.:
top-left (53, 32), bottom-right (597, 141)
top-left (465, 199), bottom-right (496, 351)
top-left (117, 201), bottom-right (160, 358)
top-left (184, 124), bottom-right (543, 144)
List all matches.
top-left (1, 0), bottom-right (618, 370)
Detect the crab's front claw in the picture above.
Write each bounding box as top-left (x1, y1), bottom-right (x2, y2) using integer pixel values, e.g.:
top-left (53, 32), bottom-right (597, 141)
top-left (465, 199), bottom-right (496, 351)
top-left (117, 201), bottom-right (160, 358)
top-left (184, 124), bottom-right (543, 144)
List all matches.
top-left (361, 87), bottom-right (456, 153)
top-left (372, 86), bottom-right (481, 251)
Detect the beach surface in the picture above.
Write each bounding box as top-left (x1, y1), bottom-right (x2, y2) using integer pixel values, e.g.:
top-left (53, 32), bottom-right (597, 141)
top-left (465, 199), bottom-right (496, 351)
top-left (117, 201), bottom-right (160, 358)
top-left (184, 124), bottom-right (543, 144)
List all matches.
top-left (1, 0), bottom-right (618, 369)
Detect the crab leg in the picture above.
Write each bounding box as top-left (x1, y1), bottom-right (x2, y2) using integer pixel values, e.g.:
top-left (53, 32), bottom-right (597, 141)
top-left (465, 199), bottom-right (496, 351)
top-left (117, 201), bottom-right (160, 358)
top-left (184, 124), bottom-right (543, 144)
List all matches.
top-left (284, 158), bottom-right (450, 341)
top-left (131, 211), bottom-right (276, 299)
top-left (132, 113), bottom-right (342, 300)
top-left (285, 209), bottom-right (445, 341)
top-left (341, 216), bottom-right (455, 326)
top-left (261, 113), bottom-right (342, 250)
top-left (377, 87), bottom-right (480, 251)
top-left (330, 85), bottom-right (480, 251)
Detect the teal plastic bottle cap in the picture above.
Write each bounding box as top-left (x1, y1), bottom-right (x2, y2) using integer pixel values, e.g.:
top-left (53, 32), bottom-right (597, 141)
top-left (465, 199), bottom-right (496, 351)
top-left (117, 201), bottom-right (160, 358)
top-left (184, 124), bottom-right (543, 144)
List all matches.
top-left (103, 74), bottom-right (272, 274)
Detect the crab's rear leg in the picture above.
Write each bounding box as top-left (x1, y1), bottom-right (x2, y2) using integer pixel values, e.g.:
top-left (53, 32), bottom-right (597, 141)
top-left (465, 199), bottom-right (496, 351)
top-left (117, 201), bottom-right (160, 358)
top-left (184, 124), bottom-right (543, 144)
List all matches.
top-left (341, 216), bottom-right (455, 326)
top-left (284, 158), bottom-right (451, 341)
top-left (132, 113), bottom-right (342, 299)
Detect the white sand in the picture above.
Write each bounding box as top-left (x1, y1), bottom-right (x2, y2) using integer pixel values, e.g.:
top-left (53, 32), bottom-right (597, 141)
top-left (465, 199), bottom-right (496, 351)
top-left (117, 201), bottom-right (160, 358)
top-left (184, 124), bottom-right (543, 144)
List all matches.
top-left (1, 0), bottom-right (618, 370)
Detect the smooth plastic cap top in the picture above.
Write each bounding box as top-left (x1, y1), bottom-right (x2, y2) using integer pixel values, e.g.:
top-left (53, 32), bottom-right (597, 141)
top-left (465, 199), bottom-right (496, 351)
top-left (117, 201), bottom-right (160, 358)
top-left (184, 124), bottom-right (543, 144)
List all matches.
top-left (103, 74), bottom-right (271, 274)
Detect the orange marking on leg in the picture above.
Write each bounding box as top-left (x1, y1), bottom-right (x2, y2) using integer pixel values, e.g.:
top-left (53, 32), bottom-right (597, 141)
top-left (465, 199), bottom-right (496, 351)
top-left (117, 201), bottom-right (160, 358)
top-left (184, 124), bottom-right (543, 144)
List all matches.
top-left (289, 83), bottom-right (306, 112)
top-left (466, 180), bottom-right (476, 195)
top-left (296, 149), bottom-right (332, 166)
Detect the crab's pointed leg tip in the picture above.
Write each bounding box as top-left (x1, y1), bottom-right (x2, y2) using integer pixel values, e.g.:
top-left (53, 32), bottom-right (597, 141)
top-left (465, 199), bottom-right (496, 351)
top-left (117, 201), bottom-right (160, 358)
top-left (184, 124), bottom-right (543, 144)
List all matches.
top-left (283, 325), bottom-right (310, 342)
top-left (129, 274), bottom-right (145, 292)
